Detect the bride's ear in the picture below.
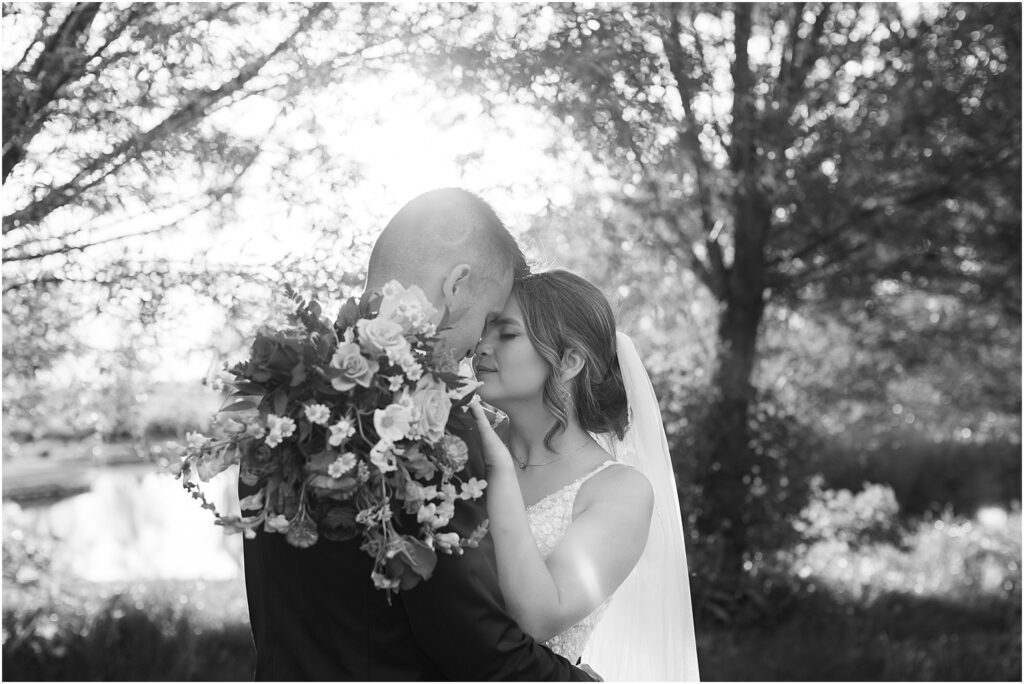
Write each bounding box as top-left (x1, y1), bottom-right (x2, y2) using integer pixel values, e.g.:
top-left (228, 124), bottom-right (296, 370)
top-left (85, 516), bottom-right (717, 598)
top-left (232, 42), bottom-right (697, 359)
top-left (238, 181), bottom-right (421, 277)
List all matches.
top-left (559, 348), bottom-right (585, 382)
top-left (441, 264), bottom-right (472, 307)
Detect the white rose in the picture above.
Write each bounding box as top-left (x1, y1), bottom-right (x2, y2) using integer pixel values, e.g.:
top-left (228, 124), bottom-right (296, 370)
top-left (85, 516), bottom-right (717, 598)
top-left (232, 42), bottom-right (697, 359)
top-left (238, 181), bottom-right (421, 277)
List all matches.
top-left (378, 282), bottom-right (438, 333)
top-left (357, 317), bottom-right (406, 356)
top-left (329, 341), bottom-right (379, 390)
top-left (410, 376), bottom-right (451, 443)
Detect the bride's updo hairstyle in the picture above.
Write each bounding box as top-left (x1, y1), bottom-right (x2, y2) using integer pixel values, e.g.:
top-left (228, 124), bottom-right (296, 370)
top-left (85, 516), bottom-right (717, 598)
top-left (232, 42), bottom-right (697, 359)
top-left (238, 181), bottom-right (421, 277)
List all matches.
top-left (512, 270), bottom-right (628, 450)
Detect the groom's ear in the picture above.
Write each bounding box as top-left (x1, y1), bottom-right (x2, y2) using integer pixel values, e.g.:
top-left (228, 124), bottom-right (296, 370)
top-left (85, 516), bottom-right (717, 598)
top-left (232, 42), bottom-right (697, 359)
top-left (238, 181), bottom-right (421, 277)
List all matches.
top-left (441, 264), bottom-right (473, 306)
top-left (560, 348), bottom-right (586, 381)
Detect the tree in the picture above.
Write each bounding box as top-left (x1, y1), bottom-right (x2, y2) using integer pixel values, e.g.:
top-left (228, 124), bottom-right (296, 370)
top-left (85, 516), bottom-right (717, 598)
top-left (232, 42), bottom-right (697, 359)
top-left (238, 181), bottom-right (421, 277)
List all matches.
top-left (438, 2), bottom-right (1021, 586)
top-left (1, 2), bottom-right (460, 291)
top-left (0, 2), bottom-right (462, 389)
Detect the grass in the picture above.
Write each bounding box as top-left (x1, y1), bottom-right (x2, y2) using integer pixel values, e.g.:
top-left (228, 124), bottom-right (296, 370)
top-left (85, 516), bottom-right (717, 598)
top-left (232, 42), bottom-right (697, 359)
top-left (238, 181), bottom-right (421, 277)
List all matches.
top-left (698, 593), bottom-right (1021, 681)
top-left (694, 506), bottom-right (1022, 681)
top-left (3, 579), bottom-right (254, 681)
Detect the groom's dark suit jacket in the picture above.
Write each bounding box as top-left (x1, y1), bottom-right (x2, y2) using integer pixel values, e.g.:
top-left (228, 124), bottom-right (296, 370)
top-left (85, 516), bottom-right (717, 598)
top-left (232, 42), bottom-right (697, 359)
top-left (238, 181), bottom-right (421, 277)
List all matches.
top-left (241, 409), bottom-right (591, 681)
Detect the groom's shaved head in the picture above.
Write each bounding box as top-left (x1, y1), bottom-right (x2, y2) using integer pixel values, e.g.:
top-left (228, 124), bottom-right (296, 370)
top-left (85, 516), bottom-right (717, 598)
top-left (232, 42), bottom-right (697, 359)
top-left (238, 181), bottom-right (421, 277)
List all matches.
top-left (366, 188), bottom-right (527, 291)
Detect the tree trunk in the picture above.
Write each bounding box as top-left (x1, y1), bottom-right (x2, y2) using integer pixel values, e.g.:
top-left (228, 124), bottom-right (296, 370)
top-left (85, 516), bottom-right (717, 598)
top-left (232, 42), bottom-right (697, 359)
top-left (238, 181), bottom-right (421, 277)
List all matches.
top-left (696, 1), bottom-right (771, 587)
top-left (701, 224), bottom-right (768, 585)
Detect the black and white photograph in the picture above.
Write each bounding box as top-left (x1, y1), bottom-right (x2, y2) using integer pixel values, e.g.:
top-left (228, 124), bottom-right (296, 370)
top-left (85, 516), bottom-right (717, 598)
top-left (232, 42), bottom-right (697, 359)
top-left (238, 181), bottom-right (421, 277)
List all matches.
top-left (1, 2), bottom-right (1020, 681)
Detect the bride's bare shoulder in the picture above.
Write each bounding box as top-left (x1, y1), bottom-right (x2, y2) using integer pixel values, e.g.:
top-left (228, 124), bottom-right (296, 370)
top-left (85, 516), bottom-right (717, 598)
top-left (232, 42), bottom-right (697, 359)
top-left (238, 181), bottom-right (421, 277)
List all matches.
top-left (575, 462), bottom-right (654, 517)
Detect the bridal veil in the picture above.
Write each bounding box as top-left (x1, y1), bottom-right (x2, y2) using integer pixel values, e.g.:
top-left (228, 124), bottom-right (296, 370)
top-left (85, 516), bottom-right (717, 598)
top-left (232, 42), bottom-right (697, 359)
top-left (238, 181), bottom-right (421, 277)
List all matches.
top-left (583, 332), bottom-right (700, 681)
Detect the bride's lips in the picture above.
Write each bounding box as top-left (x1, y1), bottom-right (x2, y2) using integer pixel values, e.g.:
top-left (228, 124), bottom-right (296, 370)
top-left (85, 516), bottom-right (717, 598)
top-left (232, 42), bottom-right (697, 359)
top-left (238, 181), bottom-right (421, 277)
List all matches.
top-left (474, 365), bottom-right (496, 375)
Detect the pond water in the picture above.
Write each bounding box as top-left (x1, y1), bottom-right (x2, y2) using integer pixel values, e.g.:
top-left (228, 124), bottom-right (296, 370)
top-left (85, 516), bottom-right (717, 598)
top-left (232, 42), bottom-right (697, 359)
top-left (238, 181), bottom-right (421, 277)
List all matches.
top-left (7, 465), bottom-right (244, 582)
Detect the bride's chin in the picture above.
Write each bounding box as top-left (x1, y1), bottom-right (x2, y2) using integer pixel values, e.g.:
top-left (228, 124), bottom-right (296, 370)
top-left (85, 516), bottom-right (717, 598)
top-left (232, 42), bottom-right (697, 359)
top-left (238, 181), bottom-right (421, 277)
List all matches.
top-left (476, 388), bottom-right (504, 410)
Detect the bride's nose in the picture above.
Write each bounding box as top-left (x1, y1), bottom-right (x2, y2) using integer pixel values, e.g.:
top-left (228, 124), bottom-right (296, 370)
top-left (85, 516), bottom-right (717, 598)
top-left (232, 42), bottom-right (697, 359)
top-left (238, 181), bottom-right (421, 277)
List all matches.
top-left (474, 336), bottom-right (493, 357)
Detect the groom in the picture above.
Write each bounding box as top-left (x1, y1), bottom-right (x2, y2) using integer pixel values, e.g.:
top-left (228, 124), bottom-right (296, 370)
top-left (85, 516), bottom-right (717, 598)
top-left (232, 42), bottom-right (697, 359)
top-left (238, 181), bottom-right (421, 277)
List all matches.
top-left (241, 188), bottom-right (594, 680)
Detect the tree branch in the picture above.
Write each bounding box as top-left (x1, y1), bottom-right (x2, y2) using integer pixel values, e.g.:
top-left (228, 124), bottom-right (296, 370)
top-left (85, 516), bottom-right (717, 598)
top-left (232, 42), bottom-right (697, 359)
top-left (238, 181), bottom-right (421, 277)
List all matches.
top-left (3, 2), bottom-right (101, 182)
top-left (8, 4), bottom-right (54, 74)
top-left (663, 3), bottom-right (727, 290)
top-left (2, 225), bottom-right (176, 263)
top-left (780, 3), bottom-right (830, 122)
top-left (2, 3), bottom-right (327, 233)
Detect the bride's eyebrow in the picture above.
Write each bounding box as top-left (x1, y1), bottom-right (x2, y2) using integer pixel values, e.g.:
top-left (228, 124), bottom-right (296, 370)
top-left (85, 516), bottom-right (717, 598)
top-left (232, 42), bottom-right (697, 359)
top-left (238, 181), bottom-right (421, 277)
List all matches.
top-left (490, 317), bottom-right (520, 328)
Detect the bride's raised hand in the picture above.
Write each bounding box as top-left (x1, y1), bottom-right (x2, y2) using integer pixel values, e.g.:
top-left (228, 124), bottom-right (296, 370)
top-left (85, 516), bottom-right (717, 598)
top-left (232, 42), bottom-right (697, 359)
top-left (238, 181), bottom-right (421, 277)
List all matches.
top-left (467, 396), bottom-right (515, 472)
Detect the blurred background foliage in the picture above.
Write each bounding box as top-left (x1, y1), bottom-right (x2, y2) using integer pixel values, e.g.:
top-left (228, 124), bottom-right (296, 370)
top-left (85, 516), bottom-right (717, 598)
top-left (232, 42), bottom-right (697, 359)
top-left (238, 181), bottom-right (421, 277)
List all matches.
top-left (2, 2), bottom-right (1020, 681)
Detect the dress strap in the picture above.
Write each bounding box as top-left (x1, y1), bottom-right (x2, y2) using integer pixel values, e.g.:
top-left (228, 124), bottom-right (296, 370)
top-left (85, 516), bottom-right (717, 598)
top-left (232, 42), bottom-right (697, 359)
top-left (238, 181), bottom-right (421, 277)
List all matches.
top-left (526, 460), bottom-right (621, 511)
top-left (571, 459), bottom-right (619, 489)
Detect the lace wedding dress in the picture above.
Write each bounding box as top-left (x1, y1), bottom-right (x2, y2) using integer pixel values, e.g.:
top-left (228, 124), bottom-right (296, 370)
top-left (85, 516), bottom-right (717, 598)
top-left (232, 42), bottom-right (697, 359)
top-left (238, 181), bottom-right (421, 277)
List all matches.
top-left (525, 459), bottom-right (618, 664)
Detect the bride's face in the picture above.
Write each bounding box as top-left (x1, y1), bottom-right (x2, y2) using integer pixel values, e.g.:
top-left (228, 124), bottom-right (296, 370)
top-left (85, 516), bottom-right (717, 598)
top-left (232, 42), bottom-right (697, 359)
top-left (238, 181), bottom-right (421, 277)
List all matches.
top-left (472, 297), bottom-right (549, 408)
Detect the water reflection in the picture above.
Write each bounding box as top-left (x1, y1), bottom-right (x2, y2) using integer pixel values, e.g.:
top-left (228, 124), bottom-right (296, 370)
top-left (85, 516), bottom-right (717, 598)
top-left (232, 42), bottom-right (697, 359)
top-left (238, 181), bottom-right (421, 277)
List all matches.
top-left (10, 466), bottom-right (243, 582)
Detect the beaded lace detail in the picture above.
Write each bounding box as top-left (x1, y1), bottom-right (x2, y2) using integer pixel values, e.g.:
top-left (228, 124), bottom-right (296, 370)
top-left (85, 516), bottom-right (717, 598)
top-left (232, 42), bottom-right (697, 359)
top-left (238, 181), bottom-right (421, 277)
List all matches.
top-left (525, 459), bottom-right (618, 664)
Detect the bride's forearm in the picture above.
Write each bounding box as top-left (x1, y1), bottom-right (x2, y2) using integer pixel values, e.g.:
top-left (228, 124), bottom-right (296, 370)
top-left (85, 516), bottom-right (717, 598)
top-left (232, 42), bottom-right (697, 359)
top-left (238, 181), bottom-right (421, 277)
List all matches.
top-left (485, 465), bottom-right (565, 641)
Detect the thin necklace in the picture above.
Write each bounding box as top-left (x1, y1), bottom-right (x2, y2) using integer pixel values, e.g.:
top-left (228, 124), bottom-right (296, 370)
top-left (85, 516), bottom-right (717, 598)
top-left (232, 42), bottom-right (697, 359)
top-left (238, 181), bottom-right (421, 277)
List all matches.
top-left (511, 436), bottom-right (593, 470)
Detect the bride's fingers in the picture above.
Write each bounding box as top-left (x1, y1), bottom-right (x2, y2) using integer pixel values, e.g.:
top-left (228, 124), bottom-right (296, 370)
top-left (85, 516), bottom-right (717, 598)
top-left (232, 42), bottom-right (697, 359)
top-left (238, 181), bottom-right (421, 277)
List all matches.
top-left (468, 398), bottom-right (494, 434)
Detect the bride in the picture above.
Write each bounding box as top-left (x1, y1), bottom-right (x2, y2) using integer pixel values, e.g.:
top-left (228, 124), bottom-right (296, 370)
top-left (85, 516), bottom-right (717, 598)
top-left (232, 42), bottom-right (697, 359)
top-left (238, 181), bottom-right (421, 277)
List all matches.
top-left (468, 269), bottom-right (700, 681)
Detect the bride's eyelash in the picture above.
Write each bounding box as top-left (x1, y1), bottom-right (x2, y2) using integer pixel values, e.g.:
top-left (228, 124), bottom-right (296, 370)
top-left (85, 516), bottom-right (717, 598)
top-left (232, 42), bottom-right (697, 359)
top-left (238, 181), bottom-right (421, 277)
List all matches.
top-left (500, 333), bottom-right (518, 340)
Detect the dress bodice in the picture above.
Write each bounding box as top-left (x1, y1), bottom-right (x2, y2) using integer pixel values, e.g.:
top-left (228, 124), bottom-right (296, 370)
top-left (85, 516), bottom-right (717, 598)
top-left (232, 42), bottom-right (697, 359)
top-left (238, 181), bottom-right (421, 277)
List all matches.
top-left (525, 459), bottom-right (618, 664)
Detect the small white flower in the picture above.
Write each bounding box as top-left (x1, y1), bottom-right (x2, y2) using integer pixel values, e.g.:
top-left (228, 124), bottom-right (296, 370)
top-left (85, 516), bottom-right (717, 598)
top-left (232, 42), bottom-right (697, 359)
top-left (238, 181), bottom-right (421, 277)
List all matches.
top-left (417, 502), bottom-right (438, 525)
top-left (372, 571), bottom-right (401, 591)
top-left (217, 417), bottom-right (246, 434)
top-left (388, 375), bottom-right (405, 392)
top-left (370, 440), bottom-right (397, 472)
top-left (395, 388), bottom-right (416, 411)
top-left (328, 417), bottom-right (356, 447)
top-left (404, 361), bottom-right (423, 382)
top-left (304, 403), bottom-right (331, 426)
top-left (384, 337), bottom-right (413, 365)
top-left (186, 431), bottom-right (210, 450)
top-left (267, 414), bottom-right (297, 437)
top-left (434, 531), bottom-right (461, 551)
top-left (244, 422), bottom-right (266, 439)
top-left (265, 514), bottom-right (290, 533)
top-left (265, 415), bottom-right (296, 448)
top-left (440, 483), bottom-right (458, 503)
top-left (434, 500), bottom-right (455, 528)
top-left (381, 280), bottom-right (404, 298)
top-left (460, 477), bottom-right (488, 500)
top-left (328, 452), bottom-right (357, 478)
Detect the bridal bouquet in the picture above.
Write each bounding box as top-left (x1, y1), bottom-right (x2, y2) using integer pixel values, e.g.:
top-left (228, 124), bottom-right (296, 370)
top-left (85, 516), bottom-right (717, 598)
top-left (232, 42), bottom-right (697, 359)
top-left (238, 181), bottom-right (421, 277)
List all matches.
top-left (171, 281), bottom-right (488, 594)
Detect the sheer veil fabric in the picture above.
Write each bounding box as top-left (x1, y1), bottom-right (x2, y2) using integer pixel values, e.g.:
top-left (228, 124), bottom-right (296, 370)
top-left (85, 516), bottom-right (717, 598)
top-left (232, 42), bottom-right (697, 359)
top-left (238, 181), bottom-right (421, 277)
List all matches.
top-left (582, 332), bottom-right (700, 681)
